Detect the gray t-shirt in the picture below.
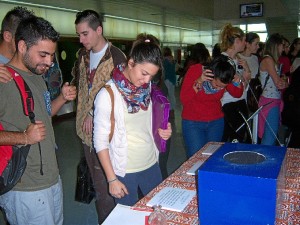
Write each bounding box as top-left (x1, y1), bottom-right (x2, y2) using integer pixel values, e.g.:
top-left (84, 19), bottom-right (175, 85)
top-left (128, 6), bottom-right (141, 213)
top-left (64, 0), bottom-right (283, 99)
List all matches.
top-left (0, 65), bottom-right (59, 191)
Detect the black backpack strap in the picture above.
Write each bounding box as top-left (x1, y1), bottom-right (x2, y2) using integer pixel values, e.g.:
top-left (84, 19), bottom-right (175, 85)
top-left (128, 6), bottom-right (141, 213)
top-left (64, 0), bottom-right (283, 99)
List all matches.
top-left (6, 67), bottom-right (35, 123)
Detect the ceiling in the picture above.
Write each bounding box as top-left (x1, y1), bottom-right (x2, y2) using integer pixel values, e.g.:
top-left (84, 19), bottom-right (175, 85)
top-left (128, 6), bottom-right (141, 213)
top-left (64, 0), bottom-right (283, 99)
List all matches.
top-left (1, 0), bottom-right (300, 33)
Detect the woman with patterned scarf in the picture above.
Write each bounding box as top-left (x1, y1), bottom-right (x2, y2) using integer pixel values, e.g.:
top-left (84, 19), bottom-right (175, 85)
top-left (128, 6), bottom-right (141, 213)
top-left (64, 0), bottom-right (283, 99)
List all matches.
top-left (93, 34), bottom-right (172, 206)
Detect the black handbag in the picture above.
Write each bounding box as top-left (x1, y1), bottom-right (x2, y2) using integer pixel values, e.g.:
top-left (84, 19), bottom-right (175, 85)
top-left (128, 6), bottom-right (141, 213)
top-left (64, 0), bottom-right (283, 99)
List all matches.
top-left (247, 73), bottom-right (269, 112)
top-left (75, 157), bottom-right (95, 204)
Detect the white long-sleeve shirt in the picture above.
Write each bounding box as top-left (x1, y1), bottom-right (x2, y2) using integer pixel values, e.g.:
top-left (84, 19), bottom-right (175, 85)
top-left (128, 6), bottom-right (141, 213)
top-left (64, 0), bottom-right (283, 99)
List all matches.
top-left (93, 80), bottom-right (159, 177)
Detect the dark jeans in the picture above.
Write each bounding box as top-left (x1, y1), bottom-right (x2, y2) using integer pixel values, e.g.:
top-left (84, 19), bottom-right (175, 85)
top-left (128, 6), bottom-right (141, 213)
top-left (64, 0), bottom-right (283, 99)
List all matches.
top-left (222, 99), bottom-right (250, 143)
top-left (83, 144), bottom-right (115, 224)
top-left (115, 163), bottom-right (162, 206)
top-left (182, 118), bottom-right (224, 158)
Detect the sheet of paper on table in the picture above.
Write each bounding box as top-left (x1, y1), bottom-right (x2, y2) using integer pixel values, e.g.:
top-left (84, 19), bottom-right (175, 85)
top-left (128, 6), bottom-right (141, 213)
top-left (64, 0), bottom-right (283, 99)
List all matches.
top-left (146, 187), bottom-right (196, 212)
top-left (102, 204), bottom-right (151, 225)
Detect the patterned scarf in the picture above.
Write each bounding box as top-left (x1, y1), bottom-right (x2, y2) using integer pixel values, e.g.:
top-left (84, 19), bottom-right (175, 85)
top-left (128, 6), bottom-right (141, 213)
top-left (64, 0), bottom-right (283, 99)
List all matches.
top-left (202, 81), bottom-right (221, 94)
top-left (112, 64), bottom-right (150, 113)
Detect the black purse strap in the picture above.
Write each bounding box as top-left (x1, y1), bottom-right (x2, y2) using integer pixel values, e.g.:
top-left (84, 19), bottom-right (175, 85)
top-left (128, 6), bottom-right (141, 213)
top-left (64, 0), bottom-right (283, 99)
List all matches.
top-left (254, 72), bottom-right (269, 91)
top-left (262, 74), bottom-right (270, 91)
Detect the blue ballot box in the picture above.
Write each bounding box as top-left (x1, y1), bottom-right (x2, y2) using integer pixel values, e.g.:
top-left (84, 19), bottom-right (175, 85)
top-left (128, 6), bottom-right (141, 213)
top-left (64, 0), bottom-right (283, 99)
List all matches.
top-left (198, 142), bottom-right (287, 225)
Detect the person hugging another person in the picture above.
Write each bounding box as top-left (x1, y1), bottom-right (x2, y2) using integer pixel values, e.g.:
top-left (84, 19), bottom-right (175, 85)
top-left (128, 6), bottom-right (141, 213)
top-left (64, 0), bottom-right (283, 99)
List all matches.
top-left (93, 33), bottom-right (172, 206)
top-left (180, 54), bottom-right (243, 158)
top-left (220, 24), bottom-right (252, 143)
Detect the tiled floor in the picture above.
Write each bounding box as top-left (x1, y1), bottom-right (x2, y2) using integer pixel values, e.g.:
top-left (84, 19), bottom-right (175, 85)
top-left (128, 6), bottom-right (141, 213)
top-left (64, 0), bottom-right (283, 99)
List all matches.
top-left (0, 87), bottom-right (187, 225)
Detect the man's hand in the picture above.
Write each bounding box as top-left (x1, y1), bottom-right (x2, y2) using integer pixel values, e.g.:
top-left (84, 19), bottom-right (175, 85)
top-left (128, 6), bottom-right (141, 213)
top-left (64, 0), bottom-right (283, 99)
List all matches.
top-left (82, 114), bottom-right (93, 135)
top-left (61, 82), bottom-right (77, 101)
top-left (25, 121), bottom-right (46, 144)
top-left (0, 64), bottom-right (12, 83)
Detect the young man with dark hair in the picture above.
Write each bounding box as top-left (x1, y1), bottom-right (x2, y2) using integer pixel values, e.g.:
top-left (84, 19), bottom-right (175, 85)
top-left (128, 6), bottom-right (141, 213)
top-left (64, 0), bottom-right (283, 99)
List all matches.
top-left (71, 9), bottom-right (126, 224)
top-left (0, 16), bottom-right (76, 225)
top-left (0, 6), bottom-right (35, 82)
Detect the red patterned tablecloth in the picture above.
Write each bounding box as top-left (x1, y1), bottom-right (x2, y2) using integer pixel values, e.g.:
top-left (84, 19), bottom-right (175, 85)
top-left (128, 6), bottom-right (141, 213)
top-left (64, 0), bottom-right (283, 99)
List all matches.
top-left (133, 142), bottom-right (300, 225)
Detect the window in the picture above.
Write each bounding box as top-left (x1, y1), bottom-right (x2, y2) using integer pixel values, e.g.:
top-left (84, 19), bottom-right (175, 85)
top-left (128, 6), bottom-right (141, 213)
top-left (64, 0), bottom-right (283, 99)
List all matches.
top-left (239, 23), bottom-right (267, 42)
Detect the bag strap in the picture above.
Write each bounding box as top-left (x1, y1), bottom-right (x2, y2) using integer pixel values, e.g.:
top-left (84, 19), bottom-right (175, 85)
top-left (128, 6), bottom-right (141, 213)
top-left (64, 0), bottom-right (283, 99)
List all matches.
top-left (5, 67), bottom-right (43, 175)
top-left (104, 85), bottom-right (115, 142)
top-left (262, 75), bottom-right (270, 90)
top-left (6, 67), bottom-right (35, 123)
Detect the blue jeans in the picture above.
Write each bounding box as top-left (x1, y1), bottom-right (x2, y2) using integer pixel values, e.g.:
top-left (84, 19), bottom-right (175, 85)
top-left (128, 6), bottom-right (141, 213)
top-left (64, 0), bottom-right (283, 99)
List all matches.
top-left (182, 118), bottom-right (224, 158)
top-left (261, 106), bottom-right (280, 145)
top-left (115, 163), bottom-right (162, 206)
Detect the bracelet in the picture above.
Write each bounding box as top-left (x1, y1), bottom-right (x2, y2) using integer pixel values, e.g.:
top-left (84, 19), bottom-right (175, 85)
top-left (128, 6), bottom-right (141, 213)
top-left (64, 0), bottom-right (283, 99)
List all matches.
top-left (23, 129), bottom-right (28, 146)
top-left (88, 111), bottom-right (93, 117)
top-left (232, 80), bottom-right (241, 87)
top-left (107, 178), bottom-right (118, 184)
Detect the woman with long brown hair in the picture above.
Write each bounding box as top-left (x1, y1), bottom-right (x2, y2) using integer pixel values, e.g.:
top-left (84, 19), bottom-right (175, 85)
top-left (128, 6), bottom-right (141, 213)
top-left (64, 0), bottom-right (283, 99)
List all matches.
top-left (258, 33), bottom-right (288, 145)
top-left (220, 24), bottom-right (251, 143)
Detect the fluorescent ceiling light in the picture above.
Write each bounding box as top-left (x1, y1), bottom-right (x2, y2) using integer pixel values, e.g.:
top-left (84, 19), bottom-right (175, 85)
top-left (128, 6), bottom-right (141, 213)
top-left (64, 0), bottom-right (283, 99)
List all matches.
top-left (106, 15), bottom-right (198, 32)
top-left (0, 0), bottom-right (199, 31)
top-left (0, 0), bottom-right (79, 12)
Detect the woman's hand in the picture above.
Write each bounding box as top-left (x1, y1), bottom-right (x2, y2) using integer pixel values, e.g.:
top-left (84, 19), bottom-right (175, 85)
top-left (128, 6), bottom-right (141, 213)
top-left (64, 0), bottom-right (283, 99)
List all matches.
top-left (238, 59), bottom-right (251, 81)
top-left (200, 67), bottom-right (214, 82)
top-left (276, 77), bottom-right (289, 90)
top-left (109, 179), bottom-right (128, 199)
top-left (193, 67), bottom-right (214, 92)
top-left (232, 74), bottom-right (241, 83)
top-left (158, 122), bottom-right (172, 140)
